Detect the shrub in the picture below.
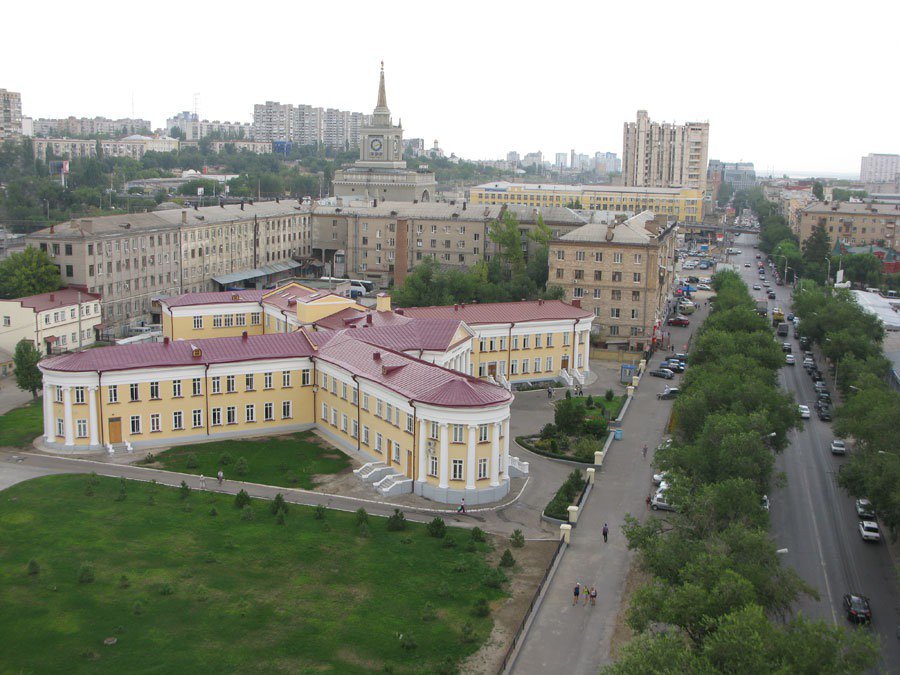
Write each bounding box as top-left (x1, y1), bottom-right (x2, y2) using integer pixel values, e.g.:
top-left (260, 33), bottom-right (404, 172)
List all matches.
top-left (572, 437), bottom-right (599, 461)
top-left (427, 517), bottom-right (447, 538)
top-left (387, 508), bottom-right (407, 531)
top-left (142, 453), bottom-right (155, 464)
top-left (466, 540), bottom-right (477, 552)
top-left (510, 529), bottom-right (525, 548)
top-left (461, 620), bottom-right (477, 643)
top-left (421, 602), bottom-right (437, 622)
top-left (185, 453), bottom-right (199, 469)
top-left (586, 394), bottom-right (595, 408)
top-left (27, 559), bottom-right (40, 576)
top-left (241, 506), bottom-right (254, 522)
top-left (179, 481), bottom-right (191, 500)
top-left (544, 470), bottom-right (586, 520)
top-left (276, 510), bottom-right (286, 526)
top-left (499, 548), bottom-right (516, 568)
top-left (554, 397), bottom-right (587, 435)
top-left (119, 574), bottom-right (130, 588)
top-left (209, 506), bottom-right (218, 517)
top-left (84, 483), bottom-right (95, 497)
top-left (78, 564), bottom-right (95, 584)
top-left (313, 504), bottom-right (326, 520)
top-left (158, 583), bottom-right (174, 596)
top-left (472, 597), bottom-right (490, 617)
top-left (132, 601), bottom-right (144, 615)
top-left (470, 527), bottom-right (486, 543)
top-left (539, 422), bottom-right (557, 439)
top-left (234, 489), bottom-right (251, 509)
top-left (483, 568), bottom-right (507, 589)
top-left (355, 508), bottom-right (369, 526)
top-left (583, 417), bottom-right (607, 438)
top-left (442, 537), bottom-right (457, 549)
top-left (357, 523), bottom-right (371, 538)
top-left (271, 493), bottom-right (287, 515)
top-left (235, 457), bottom-right (249, 476)
top-left (605, 388), bottom-right (615, 401)
top-left (399, 633), bottom-right (417, 651)
top-left (565, 389), bottom-right (572, 399)
top-left (218, 452), bottom-right (234, 466)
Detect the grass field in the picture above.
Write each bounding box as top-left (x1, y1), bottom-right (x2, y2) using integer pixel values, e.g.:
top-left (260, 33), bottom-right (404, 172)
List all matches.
top-left (147, 431), bottom-right (351, 489)
top-left (0, 398), bottom-right (42, 448)
top-left (0, 475), bottom-right (507, 673)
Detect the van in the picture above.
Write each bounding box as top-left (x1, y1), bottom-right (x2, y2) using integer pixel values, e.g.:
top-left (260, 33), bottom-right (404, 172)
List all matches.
top-left (865, 287), bottom-right (881, 294)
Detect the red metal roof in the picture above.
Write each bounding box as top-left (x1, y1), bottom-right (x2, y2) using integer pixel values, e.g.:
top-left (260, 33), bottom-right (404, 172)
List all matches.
top-left (314, 307), bottom-right (413, 331)
top-left (158, 291), bottom-right (266, 308)
top-left (344, 319), bottom-right (466, 352)
top-left (400, 299), bottom-right (592, 325)
top-left (13, 288), bottom-right (101, 313)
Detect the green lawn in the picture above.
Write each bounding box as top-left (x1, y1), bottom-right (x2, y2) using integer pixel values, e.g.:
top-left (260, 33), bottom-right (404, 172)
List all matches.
top-left (0, 398), bottom-right (43, 448)
top-left (582, 394), bottom-right (625, 421)
top-left (147, 431), bottom-right (351, 489)
top-left (0, 475), bottom-right (507, 673)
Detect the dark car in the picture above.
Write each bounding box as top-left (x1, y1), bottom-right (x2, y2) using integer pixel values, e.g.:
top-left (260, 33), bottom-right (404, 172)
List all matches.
top-left (657, 387), bottom-right (680, 400)
top-left (660, 360), bottom-right (685, 373)
top-left (649, 369), bottom-right (675, 379)
top-left (687, 276), bottom-right (700, 283)
top-left (843, 594), bottom-right (871, 624)
top-left (817, 392), bottom-right (832, 405)
top-left (768, 291), bottom-right (777, 299)
top-left (811, 371), bottom-right (824, 383)
top-left (781, 343), bottom-right (792, 353)
top-left (817, 407), bottom-right (832, 421)
top-left (667, 316), bottom-right (690, 327)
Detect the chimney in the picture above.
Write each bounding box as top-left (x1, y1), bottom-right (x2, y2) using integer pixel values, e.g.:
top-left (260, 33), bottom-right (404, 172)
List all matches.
top-left (163, 336), bottom-right (170, 345)
top-left (373, 351), bottom-right (381, 361)
top-left (181, 211), bottom-right (187, 224)
top-left (571, 298), bottom-right (582, 308)
top-left (49, 293), bottom-right (55, 301)
top-left (538, 299), bottom-right (544, 305)
top-left (240, 200), bottom-right (244, 211)
top-left (366, 314), bottom-right (373, 325)
top-left (454, 304), bottom-right (459, 311)
top-left (242, 331), bottom-right (248, 340)
top-left (376, 293), bottom-right (391, 313)
top-left (373, 198), bottom-right (378, 207)
top-left (396, 309), bottom-right (404, 315)
top-left (462, 201), bottom-right (467, 210)
top-left (275, 196), bottom-right (279, 203)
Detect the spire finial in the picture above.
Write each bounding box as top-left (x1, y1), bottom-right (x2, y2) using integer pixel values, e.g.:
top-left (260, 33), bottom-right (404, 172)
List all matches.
top-left (375, 61), bottom-right (388, 112)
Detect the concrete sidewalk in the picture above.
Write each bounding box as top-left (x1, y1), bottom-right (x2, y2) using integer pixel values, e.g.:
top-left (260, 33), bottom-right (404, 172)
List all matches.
top-left (511, 298), bottom-right (711, 673)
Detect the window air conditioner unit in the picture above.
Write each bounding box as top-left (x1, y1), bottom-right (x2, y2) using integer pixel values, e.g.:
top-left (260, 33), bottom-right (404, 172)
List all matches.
top-left (426, 440), bottom-right (436, 455)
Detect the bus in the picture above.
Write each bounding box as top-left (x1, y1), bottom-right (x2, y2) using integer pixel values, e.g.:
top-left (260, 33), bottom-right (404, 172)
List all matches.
top-left (319, 277), bottom-right (375, 296)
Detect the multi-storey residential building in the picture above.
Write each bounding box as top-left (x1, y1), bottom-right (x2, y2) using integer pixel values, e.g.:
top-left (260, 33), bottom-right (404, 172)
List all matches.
top-left (252, 101), bottom-right (367, 149)
top-left (0, 89), bottom-right (23, 141)
top-left (798, 201), bottom-right (898, 251)
top-left (469, 181), bottom-right (703, 222)
top-left (594, 152), bottom-right (621, 174)
top-left (622, 110), bottom-right (709, 192)
top-left (32, 116), bottom-right (151, 138)
top-left (860, 153), bottom-right (900, 184)
top-left (32, 135), bottom-right (179, 161)
top-left (252, 101), bottom-right (294, 143)
top-left (295, 105), bottom-right (323, 146)
top-left (165, 112), bottom-right (251, 141)
top-left (25, 201), bottom-right (313, 337)
top-left (549, 211), bottom-right (678, 351)
top-left (708, 160), bottom-right (756, 192)
top-left (0, 288), bottom-right (102, 356)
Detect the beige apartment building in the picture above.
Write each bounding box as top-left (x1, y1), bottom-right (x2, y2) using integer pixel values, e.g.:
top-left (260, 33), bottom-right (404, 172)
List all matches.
top-left (0, 89), bottom-right (23, 141)
top-left (548, 212), bottom-right (678, 351)
top-left (0, 288), bottom-right (102, 356)
top-left (622, 110), bottom-right (710, 192)
top-left (26, 201), bottom-right (313, 337)
top-left (32, 135), bottom-right (179, 161)
top-left (798, 201), bottom-right (898, 250)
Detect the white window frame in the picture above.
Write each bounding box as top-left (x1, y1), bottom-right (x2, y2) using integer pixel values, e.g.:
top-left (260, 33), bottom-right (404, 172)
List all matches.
top-left (451, 459), bottom-right (464, 481)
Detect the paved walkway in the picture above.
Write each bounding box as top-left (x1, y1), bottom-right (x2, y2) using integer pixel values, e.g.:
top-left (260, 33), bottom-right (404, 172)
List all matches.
top-left (0, 377), bottom-right (33, 416)
top-left (511, 297), bottom-right (711, 673)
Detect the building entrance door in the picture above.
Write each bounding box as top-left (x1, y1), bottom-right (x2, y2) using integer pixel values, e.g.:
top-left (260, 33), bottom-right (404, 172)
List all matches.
top-left (108, 418), bottom-right (122, 444)
top-left (561, 356), bottom-right (569, 370)
top-left (488, 363), bottom-right (497, 377)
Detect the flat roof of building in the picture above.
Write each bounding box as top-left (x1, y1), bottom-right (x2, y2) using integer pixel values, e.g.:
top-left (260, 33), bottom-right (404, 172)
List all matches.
top-left (851, 290), bottom-right (900, 331)
top-left (472, 181), bottom-right (695, 196)
top-left (558, 211), bottom-right (670, 244)
top-left (4, 287), bottom-right (101, 312)
top-left (803, 201), bottom-right (900, 216)
top-left (400, 299), bottom-right (592, 325)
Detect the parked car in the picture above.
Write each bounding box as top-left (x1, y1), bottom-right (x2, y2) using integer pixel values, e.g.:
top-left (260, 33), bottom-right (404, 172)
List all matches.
top-left (660, 360), bottom-right (684, 372)
top-left (768, 291), bottom-right (777, 300)
top-left (651, 492), bottom-right (676, 512)
top-left (763, 281), bottom-right (771, 287)
top-left (817, 407), bottom-right (832, 422)
top-left (652, 470), bottom-right (668, 485)
top-left (667, 316), bottom-right (690, 327)
top-left (830, 439), bottom-right (846, 455)
top-left (657, 387), bottom-right (679, 400)
top-left (761, 494), bottom-right (770, 511)
top-left (785, 354), bottom-right (795, 365)
top-left (798, 405), bottom-right (811, 419)
top-left (859, 520), bottom-right (881, 542)
top-left (753, 284), bottom-right (762, 290)
top-left (856, 498), bottom-right (875, 519)
top-left (843, 594), bottom-right (872, 624)
top-left (649, 369), bottom-right (675, 379)
top-left (696, 283), bottom-right (712, 291)
top-left (744, 263), bottom-right (751, 268)
top-left (782, 343), bottom-right (792, 353)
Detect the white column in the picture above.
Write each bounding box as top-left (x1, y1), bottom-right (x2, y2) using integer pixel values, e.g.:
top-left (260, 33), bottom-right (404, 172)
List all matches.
top-left (490, 422), bottom-right (501, 487)
top-left (502, 418), bottom-right (510, 475)
top-left (62, 386), bottom-right (74, 446)
top-left (43, 384), bottom-right (54, 441)
top-left (438, 423), bottom-right (449, 489)
top-left (582, 332), bottom-right (591, 373)
top-left (88, 386), bottom-right (99, 447)
top-left (466, 425), bottom-right (477, 490)
top-left (417, 418), bottom-right (428, 482)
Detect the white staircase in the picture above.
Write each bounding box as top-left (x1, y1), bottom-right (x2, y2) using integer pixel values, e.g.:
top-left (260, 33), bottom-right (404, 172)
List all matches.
top-left (559, 369), bottom-right (573, 386)
top-left (571, 369), bottom-right (585, 385)
top-left (508, 455), bottom-right (530, 476)
top-left (374, 473), bottom-right (413, 496)
top-left (497, 372), bottom-right (511, 391)
top-left (354, 461), bottom-right (391, 483)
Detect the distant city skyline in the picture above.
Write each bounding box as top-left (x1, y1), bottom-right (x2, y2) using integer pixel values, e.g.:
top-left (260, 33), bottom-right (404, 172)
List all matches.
top-left (3, 1), bottom-right (896, 176)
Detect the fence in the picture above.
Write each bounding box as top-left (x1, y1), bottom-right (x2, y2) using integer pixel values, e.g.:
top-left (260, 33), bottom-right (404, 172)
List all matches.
top-left (498, 538), bottom-right (566, 674)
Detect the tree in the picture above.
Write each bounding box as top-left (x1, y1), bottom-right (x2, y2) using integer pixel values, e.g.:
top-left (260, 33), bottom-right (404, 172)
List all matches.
top-left (840, 253), bottom-right (883, 287)
top-left (812, 181), bottom-right (825, 200)
top-left (801, 222), bottom-right (831, 265)
top-left (0, 247), bottom-right (61, 299)
top-left (13, 340), bottom-right (42, 398)
top-left (716, 182), bottom-right (734, 207)
top-left (488, 211), bottom-right (526, 278)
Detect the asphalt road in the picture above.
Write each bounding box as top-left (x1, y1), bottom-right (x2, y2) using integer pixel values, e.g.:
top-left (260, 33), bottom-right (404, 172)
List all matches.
top-left (729, 234), bottom-right (900, 669)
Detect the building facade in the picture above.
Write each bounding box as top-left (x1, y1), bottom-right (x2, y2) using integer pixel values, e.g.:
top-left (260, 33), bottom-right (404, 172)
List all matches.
top-left (32, 116), bottom-right (151, 138)
top-left (0, 89), bottom-right (23, 141)
top-left (548, 212), bottom-right (678, 351)
top-left (32, 135), bottom-right (179, 161)
top-left (798, 201), bottom-right (898, 251)
top-left (0, 288), bottom-right (102, 356)
top-left (622, 110), bottom-right (709, 192)
top-left (860, 153), bottom-right (900, 184)
top-left (166, 112), bottom-right (251, 141)
top-left (469, 181), bottom-right (703, 222)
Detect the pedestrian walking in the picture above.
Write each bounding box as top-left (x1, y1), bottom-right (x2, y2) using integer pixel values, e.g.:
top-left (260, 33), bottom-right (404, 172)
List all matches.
top-left (457, 498), bottom-right (466, 514)
top-left (199, 474), bottom-right (206, 490)
top-left (573, 582), bottom-right (581, 605)
top-left (216, 469), bottom-right (223, 486)
top-left (642, 443), bottom-right (648, 460)
top-left (589, 586), bottom-right (597, 606)
top-left (547, 386), bottom-right (553, 399)
top-left (583, 586), bottom-right (590, 605)
top-left (602, 523), bottom-right (609, 543)
top-left (646, 493), bottom-right (652, 509)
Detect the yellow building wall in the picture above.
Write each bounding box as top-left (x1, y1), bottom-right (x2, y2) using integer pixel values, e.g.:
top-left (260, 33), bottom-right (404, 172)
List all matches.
top-left (296, 297), bottom-right (361, 324)
top-left (470, 327), bottom-right (582, 382)
top-left (166, 312), bottom-right (265, 341)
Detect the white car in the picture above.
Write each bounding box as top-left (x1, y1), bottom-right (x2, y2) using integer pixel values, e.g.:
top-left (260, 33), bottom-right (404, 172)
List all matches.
top-left (652, 471), bottom-right (668, 486)
top-left (761, 494), bottom-right (770, 511)
top-left (798, 405), bottom-right (810, 419)
top-left (696, 283), bottom-right (712, 291)
top-left (859, 521), bottom-right (881, 542)
top-left (753, 284), bottom-right (761, 290)
top-left (830, 439), bottom-right (846, 455)
top-left (744, 263), bottom-right (751, 268)
top-left (785, 354), bottom-right (795, 365)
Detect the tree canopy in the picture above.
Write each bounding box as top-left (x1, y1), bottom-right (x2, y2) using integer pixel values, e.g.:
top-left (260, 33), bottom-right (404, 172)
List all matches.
top-left (13, 339), bottom-right (43, 398)
top-left (0, 247), bottom-right (61, 299)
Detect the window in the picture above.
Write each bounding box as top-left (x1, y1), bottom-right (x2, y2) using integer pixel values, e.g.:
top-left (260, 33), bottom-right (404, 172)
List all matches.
top-left (452, 424), bottom-right (464, 443)
top-left (546, 333), bottom-right (554, 347)
top-left (192, 378), bottom-right (202, 396)
top-left (631, 309), bottom-right (640, 319)
top-left (264, 402), bottom-right (274, 421)
top-left (150, 381), bottom-right (160, 399)
top-left (575, 250), bottom-right (585, 261)
top-left (535, 334), bottom-right (542, 349)
top-left (392, 440), bottom-right (400, 462)
top-left (321, 402), bottom-right (328, 421)
top-left (574, 269), bottom-right (584, 280)
top-left (192, 409), bottom-right (203, 428)
top-left (211, 408), bottom-right (222, 426)
top-left (376, 399), bottom-right (383, 418)
top-left (245, 374), bottom-right (254, 391)
top-left (594, 252), bottom-right (603, 262)
top-left (451, 459), bottom-right (464, 481)
top-left (235, 314), bottom-right (246, 327)
top-left (76, 419), bottom-right (88, 438)
top-left (611, 271), bottom-right (622, 282)
top-left (634, 253), bottom-right (642, 264)
top-left (129, 382), bottom-right (139, 401)
top-left (222, 375), bottom-right (234, 393)
top-left (478, 458), bottom-right (488, 479)
top-left (2, 315), bottom-right (9, 327)
top-left (362, 425), bottom-right (370, 445)
top-left (225, 407), bottom-right (236, 425)
top-left (302, 369), bottom-right (311, 386)
top-left (211, 377), bottom-right (221, 394)
top-left (511, 359), bottom-right (518, 374)
top-left (611, 290), bottom-right (621, 301)
top-left (264, 372), bottom-right (273, 389)
top-left (429, 454), bottom-right (438, 477)
top-left (523, 335), bottom-right (530, 349)
top-left (352, 388), bottom-right (358, 405)
top-left (613, 253), bottom-right (623, 264)
top-left (55, 386), bottom-right (63, 403)
top-left (56, 418), bottom-right (64, 437)
top-left (534, 358), bottom-right (542, 373)
top-left (430, 422), bottom-right (439, 440)
top-left (245, 404), bottom-right (256, 423)
top-left (556, 249), bottom-right (565, 260)
top-left (406, 414), bottom-right (414, 433)
top-left (609, 325), bottom-right (620, 336)
top-left (108, 385), bottom-right (118, 404)
top-left (341, 414), bottom-right (348, 433)
top-left (129, 415), bottom-right (142, 434)
top-left (479, 424), bottom-right (489, 442)
top-left (352, 419), bottom-right (359, 438)
top-left (563, 332), bottom-right (570, 346)
top-left (172, 380), bottom-right (182, 397)
top-left (385, 402), bottom-right (392, 422)
top-left (213, 315), bottom-right (223, 328)
top-left (282, 371), bottom-right (291, 387)
top-left (330, 408), bottom-right (337, 427)
top-left (74, 387), bottom-right (85, 404)
top-left (633, 273), bottom-right (642, 283)
top-left (250, 312), bottom-right (261, 325)
top-left (594, 270), bottom-right (602, 281)
top-left (632, 291), bottom-right (641, 301)
top-left (362, 393), bottom-right (370, 411)
top-left (193, 316), bottom-right (203, 329)
top-left (282, 400), bottom-right (292, 419)
top-left (375, 433), bottom-right (383, 452)
top-left (522, 359), bottom-right (530, 374)
top-left (610, 308), bottom-right (621, 318)
top-left (546, 356), bottom-right (553, 371)
top-left (173, 411), bottom-right (184, 430)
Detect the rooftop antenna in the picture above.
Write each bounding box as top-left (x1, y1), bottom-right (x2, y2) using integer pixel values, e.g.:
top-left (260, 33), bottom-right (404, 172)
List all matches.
top-left (130, 90), bottom-right (135, 118)
top-left (193, 92), bottom-right (200, 120)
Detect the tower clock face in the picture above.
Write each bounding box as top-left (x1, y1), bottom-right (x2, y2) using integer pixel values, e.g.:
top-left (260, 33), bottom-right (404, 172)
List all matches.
top-left (369, 137), bottom-right (383, 154)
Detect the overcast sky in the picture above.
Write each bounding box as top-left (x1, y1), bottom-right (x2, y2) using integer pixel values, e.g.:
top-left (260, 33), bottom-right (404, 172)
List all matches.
top-left (5, 0), bottom-right (898, 176)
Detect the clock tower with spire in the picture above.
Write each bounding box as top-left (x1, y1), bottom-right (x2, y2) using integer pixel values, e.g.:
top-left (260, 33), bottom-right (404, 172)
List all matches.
top-left (333, 63), bottom-right (436, 203)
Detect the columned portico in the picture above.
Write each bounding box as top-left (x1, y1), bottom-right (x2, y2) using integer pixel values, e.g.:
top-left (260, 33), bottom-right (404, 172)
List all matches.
top-left (417, 418), bottom-right (428, 482)
top-left (43, 384), bottom-right (54, 441)
top-left (490, 422), bottom-right (501, 487)
top-left (466, 425), bottom-right (477, 490)
top-left (438, 422), bottom-right (449, 489)
top-left (88, 386), bottom-right (99, 446)
top-left (62, 386), bottom-right (74, 446)
top-left (502, 418), bottom-right (510, 473)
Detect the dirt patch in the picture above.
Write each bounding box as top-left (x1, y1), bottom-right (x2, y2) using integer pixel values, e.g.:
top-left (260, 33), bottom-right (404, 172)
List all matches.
top-left (459, 537), bottom-right (558, 675)
top-left (608, 555), bottom-right (651, 661)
